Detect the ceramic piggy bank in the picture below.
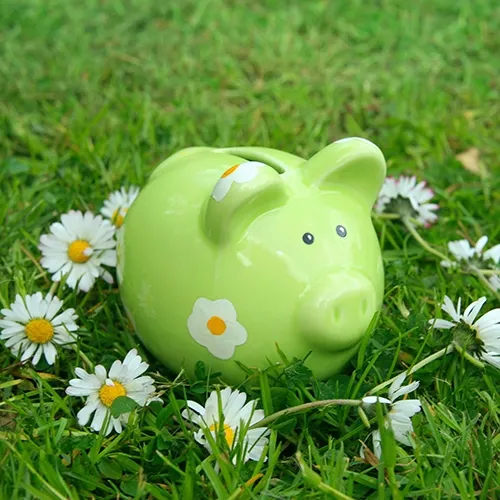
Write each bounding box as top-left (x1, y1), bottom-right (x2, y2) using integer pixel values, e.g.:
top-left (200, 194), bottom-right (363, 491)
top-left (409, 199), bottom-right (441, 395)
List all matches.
top-left (117, 137), bottom-right (386, 384)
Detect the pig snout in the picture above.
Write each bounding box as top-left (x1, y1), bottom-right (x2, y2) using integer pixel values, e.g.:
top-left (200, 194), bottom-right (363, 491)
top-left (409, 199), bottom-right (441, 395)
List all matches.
top-left (298, 271), bottom-right (378, 352)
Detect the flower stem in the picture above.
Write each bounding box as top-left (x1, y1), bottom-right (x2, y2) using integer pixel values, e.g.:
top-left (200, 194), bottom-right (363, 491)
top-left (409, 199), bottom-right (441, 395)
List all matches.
top-left (387, 467), bottom-right (403, 500)
top-left (452, 341), bottom-right (485, 369)
top-left (470, 266), bottom-right (500, 302)
top-left (367, 346), bottom-right (453, 395)
top-left (250, 399), bottom-right (361, 429)
top-left (372, 212), bottom-right (402, 220)
top-left (48, 281), bottom-right (59, 296)
top-left (402, 217), bottom-right (450, 262)
top-left (477, 269), bottom-right (500, 276)
top-left (71, 344), bottom-right (94, 370)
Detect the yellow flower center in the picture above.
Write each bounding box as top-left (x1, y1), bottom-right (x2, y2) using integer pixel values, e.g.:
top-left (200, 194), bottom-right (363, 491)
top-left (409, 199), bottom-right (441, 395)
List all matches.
top-left (221, 164), bottom-right (239, 178)
top-left (68, 240), bottom-right (92, 263)
top-left (25, 318), bottom-right (54, 344)
top-left (111, 208), bottom-right (127, 228)
top-left (99, 381), bottom-right (127, 407)
top-left (209, 422), bottom-right (235, 447)
top-left (207, 316), bottom-right (226, 336)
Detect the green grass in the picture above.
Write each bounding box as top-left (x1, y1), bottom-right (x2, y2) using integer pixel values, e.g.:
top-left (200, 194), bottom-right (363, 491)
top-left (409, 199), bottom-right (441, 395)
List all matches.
top-left (1, 0), bottom-right (500, 497)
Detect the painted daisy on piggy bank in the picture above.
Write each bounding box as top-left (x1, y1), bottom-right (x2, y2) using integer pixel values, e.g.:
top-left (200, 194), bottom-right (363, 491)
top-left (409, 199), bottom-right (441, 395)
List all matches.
top-left (117, 137), bottom-right (387, 384)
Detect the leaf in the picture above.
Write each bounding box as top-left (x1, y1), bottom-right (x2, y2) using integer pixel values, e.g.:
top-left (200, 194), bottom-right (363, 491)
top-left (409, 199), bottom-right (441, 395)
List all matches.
top-left (110, 396), bottom-right (139, 418)
top-left (455, 147), bottom-right (488, 177)
top-left (120, 477), bottom-right (141, 496)
top-left (37, 372), bottom-right (59, 380)
top-left (98, 458), bottom-right (123, 479)
top-left (194, 360), bottom-right (207, 380)
top-left (0, 379), bottom-right (23, 390)
top-left (284, 363), bottom-right (312, 389)
top-left (114, 454), bottom-right (141, 473)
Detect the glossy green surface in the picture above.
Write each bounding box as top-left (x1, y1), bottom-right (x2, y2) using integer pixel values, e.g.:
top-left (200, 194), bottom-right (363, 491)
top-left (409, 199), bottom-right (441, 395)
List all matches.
top-left (117, 137), bottom-right (386, 384)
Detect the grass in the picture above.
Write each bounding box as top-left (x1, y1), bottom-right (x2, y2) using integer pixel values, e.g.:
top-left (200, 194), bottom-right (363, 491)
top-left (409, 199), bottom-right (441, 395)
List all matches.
top-left (1, 0), bottom-right (500, 497)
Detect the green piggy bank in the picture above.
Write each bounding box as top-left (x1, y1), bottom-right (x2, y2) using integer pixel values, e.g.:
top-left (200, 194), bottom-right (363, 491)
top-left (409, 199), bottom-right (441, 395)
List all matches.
top-left (117, 137), bottom-right (386, 384)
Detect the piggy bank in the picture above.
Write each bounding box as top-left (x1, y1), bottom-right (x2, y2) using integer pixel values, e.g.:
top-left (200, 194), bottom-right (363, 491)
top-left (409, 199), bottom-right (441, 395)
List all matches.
top-left (117, 137), bottom-right (386, 384)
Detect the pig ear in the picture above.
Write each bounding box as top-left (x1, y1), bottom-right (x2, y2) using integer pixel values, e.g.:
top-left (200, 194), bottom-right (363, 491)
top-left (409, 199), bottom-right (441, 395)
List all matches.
top-left (203, 161), bottom-right (288, 244)
top-left (301, 137), bottom-right (386, 209)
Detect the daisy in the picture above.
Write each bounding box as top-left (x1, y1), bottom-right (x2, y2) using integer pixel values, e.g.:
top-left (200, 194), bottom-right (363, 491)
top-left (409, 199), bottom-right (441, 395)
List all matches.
top-left (0, 292), bottom-right (78, 366)
top-left (39, 210), bottom-right (117, 293)
top-left (361, 372), bottom-right (422, 459)
top-left (181, 387), bottom-right (270, 465)
top-left (66, 348), bottom-right (160, 435)
top-left (428, 295), bottom-right (500, 369)
top-left (100, 186), bottom-right (140, 228)
top-left (440, 239), bottom-right (479, 268)
top-left (374, 175), bottom-right (439, 227)
top-left (440, 235), bottom-right (500, 269)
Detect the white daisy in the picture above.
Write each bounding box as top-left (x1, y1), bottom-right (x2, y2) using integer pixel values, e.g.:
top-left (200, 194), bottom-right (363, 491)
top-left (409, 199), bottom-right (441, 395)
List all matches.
top-left (39, 210), bottom-right (117, 293)
top-left (428, 295), bottom-right (500, 369)
top-left (440, 235), bottom-right (500, 268)
top-left (66, 348), bottom-right (160, 435)
top-left (440, 239), bottom-right (478, 267)
top-left (181, 387), bottom-right (270, 464)
top-left (374, 175), bottom-right (439, 227)
top-left (211, 162), bottom-right (264, 202)
top-left (100, 186), bottom-right (140, 228)
top-left (0, 292), bottom-right (78, 366)
top-left (361, 372), bottom-right (421, 459)
top-left (187, 298), bottom-right (247, 359)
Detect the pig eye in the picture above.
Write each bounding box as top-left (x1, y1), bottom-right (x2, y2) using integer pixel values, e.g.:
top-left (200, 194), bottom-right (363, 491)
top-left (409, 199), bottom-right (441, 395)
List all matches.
top-left (336, 225), bottom-right (347, 238)
top-left (302, 232), bottom-right (314, 245)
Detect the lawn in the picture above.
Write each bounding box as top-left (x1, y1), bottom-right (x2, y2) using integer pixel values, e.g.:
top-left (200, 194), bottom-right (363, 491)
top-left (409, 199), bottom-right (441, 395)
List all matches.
top-left (1, 0), bottom-right (500, 498)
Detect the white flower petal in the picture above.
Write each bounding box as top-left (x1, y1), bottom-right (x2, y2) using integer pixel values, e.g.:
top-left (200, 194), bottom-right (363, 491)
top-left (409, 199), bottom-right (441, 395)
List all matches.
top-left (43, 342), bottom-right (58, 365)
top-left (77, 398), bottom-right (100, 426)
top-left (481, 352), bottom-right (500, 369)
top-left (185, 400), bottom-right (207, 418)
top-left (90, 405), bottom-right (107, 432)
top-left (108, 360), bottom-right (123, 379)
top-left (483, 244), bottom-right (500, 264)
top-left (224, 390), bottom-right (247, 424)
top-left (390, 381), bottom-right (420, 402)
top-left (31, 344), bottom-right (44, 365)
top-left (463, 297), bottom-right (487, 325)
top-left (2, 331), bottom-right (27, 345)
top-left (94, 365), bottom-right (108, 382)
top-left (372, 430), bottom-right (382, 459)
top-left (361, 396), bottom-right (392, 406)
top-left (475, 236), bottom-right (489, 254)
top-left (391, 399), bottom-right (422, 419)
top-left (441, 295), bottom-right (460, 322)
top-left (20, 342), bottom-right (37, 362)
top-left (387, 372), bottom-right (407, 401)
top-left (428, 318), bottom-right (456, 329)
top-left (474, 308), bottom-right (500, 331)
top-left (390, 417), bottom-right (414, 446)
top-left (0, 324), bottom-right (26, 336)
